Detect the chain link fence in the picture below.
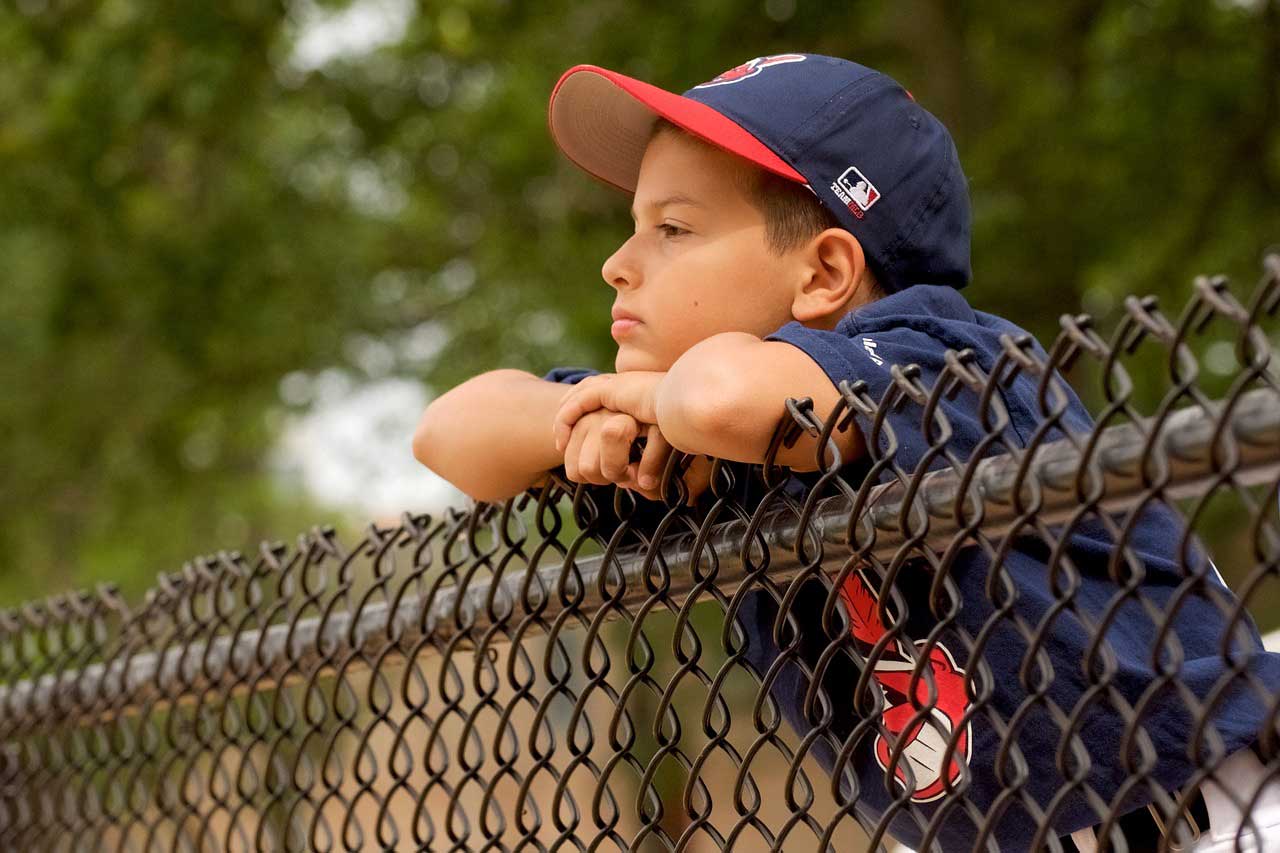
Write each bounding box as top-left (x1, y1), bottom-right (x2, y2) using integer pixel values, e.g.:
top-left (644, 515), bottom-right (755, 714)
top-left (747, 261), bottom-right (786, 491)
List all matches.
top-left (4, 259), bottom-right (1280, 851)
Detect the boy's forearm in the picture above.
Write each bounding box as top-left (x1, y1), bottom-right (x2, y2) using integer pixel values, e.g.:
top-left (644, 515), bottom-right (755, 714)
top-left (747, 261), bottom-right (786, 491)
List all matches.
top-left (655, 332), bottom-right (862, 471)
top-left (654, 355), bottom-right (779, 464)
top-left (412, 369), bottom-right (574, 503)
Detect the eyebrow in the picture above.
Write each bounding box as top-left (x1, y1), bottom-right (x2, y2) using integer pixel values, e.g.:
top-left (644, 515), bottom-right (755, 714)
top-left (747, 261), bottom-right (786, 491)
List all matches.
top-left (630, 193), bottom-right (704, 221)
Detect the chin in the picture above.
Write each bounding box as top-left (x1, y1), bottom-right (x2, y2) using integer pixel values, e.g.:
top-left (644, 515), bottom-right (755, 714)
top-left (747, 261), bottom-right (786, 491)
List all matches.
top-left (616, 348), bottom-right (669, 373)
top-left (615, 348), bottom-right (646, 373)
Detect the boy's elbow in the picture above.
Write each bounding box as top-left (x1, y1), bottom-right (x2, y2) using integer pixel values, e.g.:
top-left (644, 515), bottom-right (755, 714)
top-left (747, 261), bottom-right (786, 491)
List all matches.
top-left (411, 408), bottom-right (437, 468)
top-left (410, 371), bottom-right (501, 469)
top-left (409, 371), bottom-right (542, 504)
top-left (412, 413), bottom-right (499, 501)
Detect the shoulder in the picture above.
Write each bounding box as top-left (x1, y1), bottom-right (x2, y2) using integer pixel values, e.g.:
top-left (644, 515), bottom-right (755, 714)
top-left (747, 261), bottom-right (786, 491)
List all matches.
top-left (817, 284), bottom-right (1052, 377)
top-left (766, 284), bottom-right (1096, 457)
top-left (762, 285), bottom-right (1005, 386)
top-left (851, 284), bottom-right (1030, 354)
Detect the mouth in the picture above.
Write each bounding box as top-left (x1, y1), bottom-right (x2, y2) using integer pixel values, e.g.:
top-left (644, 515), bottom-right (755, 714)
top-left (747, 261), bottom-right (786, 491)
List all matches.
top-left (610, 318), bottom-right (642, 340)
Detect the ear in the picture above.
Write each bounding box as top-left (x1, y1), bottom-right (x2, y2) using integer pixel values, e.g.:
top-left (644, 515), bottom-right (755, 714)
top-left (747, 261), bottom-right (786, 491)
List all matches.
top-left (790, 228), bottom-right (869, 325)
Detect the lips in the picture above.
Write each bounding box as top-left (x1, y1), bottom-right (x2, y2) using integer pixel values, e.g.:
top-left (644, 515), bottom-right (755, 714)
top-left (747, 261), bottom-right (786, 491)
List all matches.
top-left (611, 307), bottom-right (642, 341)
top-left (610, 317), bottom-right (641, 340)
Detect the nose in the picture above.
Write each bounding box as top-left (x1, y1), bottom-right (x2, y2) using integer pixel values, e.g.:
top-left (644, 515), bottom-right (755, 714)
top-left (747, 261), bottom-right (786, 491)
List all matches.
top-left (601, 233), bottom-right (640, 291)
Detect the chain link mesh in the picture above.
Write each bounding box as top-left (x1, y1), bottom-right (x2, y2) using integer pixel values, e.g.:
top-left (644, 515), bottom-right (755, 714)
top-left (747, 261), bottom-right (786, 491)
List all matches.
top-left (3, 259), bottom-right (1280, 852)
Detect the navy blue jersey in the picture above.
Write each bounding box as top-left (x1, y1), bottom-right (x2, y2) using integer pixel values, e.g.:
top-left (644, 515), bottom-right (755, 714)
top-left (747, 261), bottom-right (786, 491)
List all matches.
top-left (540, 284), bottom-right (1280, 851)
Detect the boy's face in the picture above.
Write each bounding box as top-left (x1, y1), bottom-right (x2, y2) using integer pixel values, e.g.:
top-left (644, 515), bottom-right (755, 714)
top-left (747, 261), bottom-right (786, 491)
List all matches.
top-left (602, 129), bottom-right (804, 373)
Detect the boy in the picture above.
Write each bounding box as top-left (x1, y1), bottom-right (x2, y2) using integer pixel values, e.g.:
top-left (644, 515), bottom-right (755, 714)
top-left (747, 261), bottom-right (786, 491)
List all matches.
top-left (413, 54), bottom-right (1280, 851)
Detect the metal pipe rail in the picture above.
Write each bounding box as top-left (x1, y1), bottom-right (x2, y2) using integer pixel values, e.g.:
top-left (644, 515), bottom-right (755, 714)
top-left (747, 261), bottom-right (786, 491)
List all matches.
top-left (5, 260), bottom-right (1280, 852)
top-left (3, 385), bottom-right (1277, 731)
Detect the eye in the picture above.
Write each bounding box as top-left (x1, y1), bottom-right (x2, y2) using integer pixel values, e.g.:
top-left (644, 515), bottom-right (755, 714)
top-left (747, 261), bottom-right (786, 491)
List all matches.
top-left (657, 222), bottom-right (688, 238)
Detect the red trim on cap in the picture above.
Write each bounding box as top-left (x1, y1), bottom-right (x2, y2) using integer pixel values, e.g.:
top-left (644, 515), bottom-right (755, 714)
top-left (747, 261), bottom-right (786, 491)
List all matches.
top-left (548, 64), bottom-right (806, 186)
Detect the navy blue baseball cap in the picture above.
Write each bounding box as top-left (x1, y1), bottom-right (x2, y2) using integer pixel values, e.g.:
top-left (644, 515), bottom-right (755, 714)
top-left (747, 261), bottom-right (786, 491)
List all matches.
top-left (548, 53), bottom-right (972, 292)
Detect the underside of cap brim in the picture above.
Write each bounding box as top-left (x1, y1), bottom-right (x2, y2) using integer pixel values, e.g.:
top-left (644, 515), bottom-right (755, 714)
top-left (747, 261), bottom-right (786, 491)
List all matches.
top-left (549, 68), bottom-right (655, 192)
top-left (548, 65), bottom-right (807, 193)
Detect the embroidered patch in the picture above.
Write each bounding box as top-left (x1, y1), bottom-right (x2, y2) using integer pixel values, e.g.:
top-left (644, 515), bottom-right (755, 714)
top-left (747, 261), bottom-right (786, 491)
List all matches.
top-left (839, 569), bottom-right (972, 803)
top-left (692, 54), bottom-right (806, 88)
top-left (831, 165), bottom-right (881, 219)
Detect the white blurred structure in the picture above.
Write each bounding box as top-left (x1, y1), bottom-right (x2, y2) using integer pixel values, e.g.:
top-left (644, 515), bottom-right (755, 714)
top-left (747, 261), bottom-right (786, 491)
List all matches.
top-left (273, 374), bottom-right (467, 520)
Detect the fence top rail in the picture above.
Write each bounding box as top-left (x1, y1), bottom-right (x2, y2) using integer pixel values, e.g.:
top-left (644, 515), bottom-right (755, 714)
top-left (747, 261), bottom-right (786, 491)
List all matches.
top-left (5, 258), bottom-right (1280, 852)
top-left (2, 383), bottom-right (1277, 730)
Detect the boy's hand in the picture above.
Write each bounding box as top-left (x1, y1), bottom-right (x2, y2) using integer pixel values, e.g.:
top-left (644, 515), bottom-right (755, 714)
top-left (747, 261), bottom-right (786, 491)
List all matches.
top-left (561, 408), bottom-right (712, 505)
top-left (552, 371), bottom-right (663, 454)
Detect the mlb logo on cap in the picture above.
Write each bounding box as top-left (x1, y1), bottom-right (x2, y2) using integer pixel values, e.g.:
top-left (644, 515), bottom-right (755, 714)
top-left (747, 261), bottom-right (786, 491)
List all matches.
top-left (832, 165), bottom-right (881, 218)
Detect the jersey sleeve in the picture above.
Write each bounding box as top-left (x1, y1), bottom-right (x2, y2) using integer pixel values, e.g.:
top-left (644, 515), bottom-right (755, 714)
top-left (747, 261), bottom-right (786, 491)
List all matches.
top-left (764, 318), bottom-right (995, 481)
top-left (764, 322), bottom-right (871, 389)
top-left (542, 366), bottom-right (600, 384)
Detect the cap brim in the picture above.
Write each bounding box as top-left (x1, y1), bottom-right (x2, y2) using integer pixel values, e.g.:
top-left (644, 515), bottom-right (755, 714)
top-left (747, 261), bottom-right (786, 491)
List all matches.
top-left (548, 64), bottom-right (807, 193)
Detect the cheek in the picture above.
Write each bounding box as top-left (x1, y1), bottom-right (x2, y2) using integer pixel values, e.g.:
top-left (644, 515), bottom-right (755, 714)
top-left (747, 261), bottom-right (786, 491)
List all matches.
top-left (638, 236), bottom-right (790, 358)
top-left (677, 240), bottom-right (765, 298)
top-left (684, 244), bottom-right (789, 324)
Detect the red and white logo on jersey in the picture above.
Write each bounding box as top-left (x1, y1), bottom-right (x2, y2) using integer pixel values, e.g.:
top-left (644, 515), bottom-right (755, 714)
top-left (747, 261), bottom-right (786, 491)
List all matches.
top-left (693, 54), bottom-right (806, 88)
top-left (839, 568), bottom-right (972, 803)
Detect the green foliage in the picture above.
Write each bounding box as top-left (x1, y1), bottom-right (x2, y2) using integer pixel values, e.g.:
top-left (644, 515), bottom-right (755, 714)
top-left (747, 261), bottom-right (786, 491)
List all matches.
top-left (1, 0), bottom-right (1278, 606)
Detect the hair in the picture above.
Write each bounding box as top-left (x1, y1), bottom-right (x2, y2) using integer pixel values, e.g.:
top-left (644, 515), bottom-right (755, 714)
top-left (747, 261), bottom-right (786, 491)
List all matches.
top-left (648, 118), bottom-right (884, 298)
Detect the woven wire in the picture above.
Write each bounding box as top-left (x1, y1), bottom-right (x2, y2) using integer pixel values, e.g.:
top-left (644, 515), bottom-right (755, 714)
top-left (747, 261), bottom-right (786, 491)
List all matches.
top-left (2, 259), bottom-right (1280, 852)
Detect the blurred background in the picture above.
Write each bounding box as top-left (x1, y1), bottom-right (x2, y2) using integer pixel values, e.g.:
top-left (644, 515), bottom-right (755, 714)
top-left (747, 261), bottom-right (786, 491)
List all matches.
top-left (2, 0), bottom-right (1277, 613)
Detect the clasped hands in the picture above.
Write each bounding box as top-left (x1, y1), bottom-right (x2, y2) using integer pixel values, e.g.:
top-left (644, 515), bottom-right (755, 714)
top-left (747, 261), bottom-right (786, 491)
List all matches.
top-left (550, 371), bottom-right (712, 505)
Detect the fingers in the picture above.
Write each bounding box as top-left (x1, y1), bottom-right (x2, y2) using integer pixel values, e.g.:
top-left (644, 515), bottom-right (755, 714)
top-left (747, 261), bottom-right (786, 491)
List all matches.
top-left (598, 413), bottom-right (639, 481)
top-left (683, 454), bottom-right (715, 506)
top-left (561, 412), bottom-right (591, 484)
top-left (607, 422), bottom-right (706, 505)
top-left (563, 410), bottom-right (640, 487)
top-left (636, 424), bottom-right (672, 491)
top-left (551, 372), bottom-right (662, 453)
top-left (558, 411), bottom-right (706, 506)
top-left (553, 376), bottom-right (608, 453)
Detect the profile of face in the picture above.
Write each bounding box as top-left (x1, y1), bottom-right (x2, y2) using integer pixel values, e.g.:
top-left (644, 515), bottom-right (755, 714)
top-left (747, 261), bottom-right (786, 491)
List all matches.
top-left (601, 130), bottom-right (808, 373)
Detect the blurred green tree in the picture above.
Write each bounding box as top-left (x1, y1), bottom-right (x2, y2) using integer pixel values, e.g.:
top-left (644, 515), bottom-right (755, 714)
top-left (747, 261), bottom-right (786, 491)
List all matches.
top-left (0, 0), bottom-right (1276, 606)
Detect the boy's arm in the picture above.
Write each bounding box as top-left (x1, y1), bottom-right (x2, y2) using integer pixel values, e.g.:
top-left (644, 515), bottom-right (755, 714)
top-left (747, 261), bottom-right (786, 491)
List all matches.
top-left (655, 331), bottom-right (864, 471)
top-left (412, 369), bottom-right (575, 503)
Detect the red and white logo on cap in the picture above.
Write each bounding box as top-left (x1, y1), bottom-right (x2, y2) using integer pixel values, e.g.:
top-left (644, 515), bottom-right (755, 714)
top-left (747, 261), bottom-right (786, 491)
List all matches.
top-left (692, 53), bottom-right (806, 88)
